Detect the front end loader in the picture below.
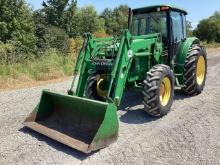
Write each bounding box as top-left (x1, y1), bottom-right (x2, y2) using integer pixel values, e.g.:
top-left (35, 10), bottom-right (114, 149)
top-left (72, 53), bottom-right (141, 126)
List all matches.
top-left (24, 5), bottom-right (207, 153)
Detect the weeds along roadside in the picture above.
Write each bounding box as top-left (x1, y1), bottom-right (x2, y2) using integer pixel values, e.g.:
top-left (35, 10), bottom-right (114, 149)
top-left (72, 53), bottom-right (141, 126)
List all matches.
top-left (0, 38), bottom-right (83, 90)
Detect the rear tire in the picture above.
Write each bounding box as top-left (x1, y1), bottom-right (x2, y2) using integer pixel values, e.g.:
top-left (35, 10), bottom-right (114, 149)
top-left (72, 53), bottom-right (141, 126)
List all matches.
top-left (143, 65), bottom-right (175, 117)
top-left (183, 45), bottom-right (207, 95)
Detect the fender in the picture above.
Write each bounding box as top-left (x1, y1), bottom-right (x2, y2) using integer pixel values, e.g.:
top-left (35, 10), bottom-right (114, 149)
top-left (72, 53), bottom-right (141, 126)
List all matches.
top-left (175, 37), bottom-right (200, 86)
top-left (176, 37), bottom-right (200, 65)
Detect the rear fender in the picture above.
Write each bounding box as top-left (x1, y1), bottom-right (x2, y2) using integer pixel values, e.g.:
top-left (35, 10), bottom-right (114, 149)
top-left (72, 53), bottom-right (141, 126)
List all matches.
top-left (175, 37), bottom-right (200, 85)
top-left (176, 37), bottom-right (200, 65)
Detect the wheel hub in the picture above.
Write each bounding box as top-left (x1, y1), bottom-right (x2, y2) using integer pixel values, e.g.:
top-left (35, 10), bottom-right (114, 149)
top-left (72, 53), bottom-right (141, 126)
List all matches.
top-left (160, 77), bottom-right (171, 106)
top-left (196, 56), bottom-right (205, 85)
top-left (96, 74), bottom-right (108, 98)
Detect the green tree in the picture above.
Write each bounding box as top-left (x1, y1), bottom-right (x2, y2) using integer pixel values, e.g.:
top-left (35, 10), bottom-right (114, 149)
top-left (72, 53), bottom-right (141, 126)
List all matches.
top-left (186, 21), bottom-right (193, 37)
top-left (0, 0), bottom-right (37, 51)
top-left (33, 10), bottom-right (49, 50)
top-left (194, 19), bottom-right (218, 43)
top-left (76, 6), bottom-right (104, 36)
top-left (101, 5), bottom-right (129, 35)
top-left (64, 0), bottom-right (78, 37)
top-left (193, 11), bottom-right (220, 43)
top-left (42, 0), bottom-right (77, 31)
top-left (101, 8), bottom-right (116, 34)
top-left (42, 0), bottom-right (69, 26)
top-left (114, 5), bottom-right (129, 33)
top-left (33, 10), bottom-right (69, 53)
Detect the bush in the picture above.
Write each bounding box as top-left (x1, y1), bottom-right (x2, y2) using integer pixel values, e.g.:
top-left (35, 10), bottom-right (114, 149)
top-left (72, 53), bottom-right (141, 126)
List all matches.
top-left (0, 49), bottom-right (74, 82)
top-left (193, 11), bottom-right (220, 43)
top-left (201, 41), bottom-right (220, 48)
top-left (26, 49), bottom-right (72, 80)
top-left (67, 37), bottom-right (83, 57)
top-left (0, 41), bottom-right (35, 64)
top-left (0, 0), bottom-right (37, 51)
top-left (93, 29), bottom-right (109, 38)
top-left (35, 25), bottom-right (69, 54)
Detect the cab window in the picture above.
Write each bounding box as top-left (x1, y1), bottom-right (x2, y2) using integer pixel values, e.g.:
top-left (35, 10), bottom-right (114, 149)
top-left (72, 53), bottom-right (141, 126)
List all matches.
top-left (171, 11), bottom-right (185, 42)
top-left (131, 11), bottom-right (167, 39)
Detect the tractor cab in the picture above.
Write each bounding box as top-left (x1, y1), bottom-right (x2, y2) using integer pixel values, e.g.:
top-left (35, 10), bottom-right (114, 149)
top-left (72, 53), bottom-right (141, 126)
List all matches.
top-left (129, 5), bottom-right (188, 58)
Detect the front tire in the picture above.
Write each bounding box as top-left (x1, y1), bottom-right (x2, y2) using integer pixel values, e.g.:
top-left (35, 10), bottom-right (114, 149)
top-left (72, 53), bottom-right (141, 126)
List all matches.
top-left (85, 72), bottom-right (109, 101)
top-left (183, 45), bottom-right (207, 95)
top-left (143, 65), bottom-right (175, 117)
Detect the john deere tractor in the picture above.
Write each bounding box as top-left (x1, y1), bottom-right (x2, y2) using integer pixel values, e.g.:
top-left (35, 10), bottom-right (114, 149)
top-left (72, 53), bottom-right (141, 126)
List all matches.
top-left (24, 5), bottom-right (207, 153)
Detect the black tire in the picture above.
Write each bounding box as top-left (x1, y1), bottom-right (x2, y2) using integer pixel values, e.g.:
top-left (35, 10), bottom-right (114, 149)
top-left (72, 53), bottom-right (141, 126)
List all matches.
top-left (183, 44), bottom-right (207, 95)
top-left (142, 64), bottom-right (175, 117)
top-left (85, 72), bottom-right (108, 101)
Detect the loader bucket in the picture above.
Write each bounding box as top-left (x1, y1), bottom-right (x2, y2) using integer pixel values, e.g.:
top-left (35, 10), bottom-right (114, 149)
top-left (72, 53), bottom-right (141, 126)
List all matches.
top-left (24, 90), bottom-right (118, 153)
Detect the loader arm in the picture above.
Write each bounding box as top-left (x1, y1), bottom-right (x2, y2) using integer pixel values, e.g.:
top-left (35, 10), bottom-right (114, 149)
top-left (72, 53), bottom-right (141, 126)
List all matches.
top-left (73, 30), bottom-right (162, 106)
top-left (108, 31), bottom-right (163, 106)
top-left (74, 34), bottom-right (116, 97)
top-left (106, 30), bottom-right (133, 105)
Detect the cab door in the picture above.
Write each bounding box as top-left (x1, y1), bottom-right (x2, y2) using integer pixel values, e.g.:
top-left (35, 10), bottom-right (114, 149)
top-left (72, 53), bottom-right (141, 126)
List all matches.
top-left (169, 11), bottom-right (187, 65)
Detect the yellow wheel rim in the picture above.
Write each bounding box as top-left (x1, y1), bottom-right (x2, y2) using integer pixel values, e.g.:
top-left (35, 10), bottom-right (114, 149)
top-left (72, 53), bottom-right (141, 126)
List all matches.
top-left (96, 74), bottom-right (108, 98)
top-left (196, 56), bottom-right (205, 85)
top-left (160, 77), bottom-right (171, 106)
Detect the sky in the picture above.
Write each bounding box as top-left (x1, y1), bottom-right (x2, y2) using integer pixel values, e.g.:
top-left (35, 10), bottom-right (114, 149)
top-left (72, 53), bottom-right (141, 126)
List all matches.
top-left (27, 0), bottom-right (220, 28)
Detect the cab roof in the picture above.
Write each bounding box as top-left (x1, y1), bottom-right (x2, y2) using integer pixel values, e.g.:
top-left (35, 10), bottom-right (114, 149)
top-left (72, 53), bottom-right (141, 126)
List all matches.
top-left (132, 5), bottom-right (187, 15)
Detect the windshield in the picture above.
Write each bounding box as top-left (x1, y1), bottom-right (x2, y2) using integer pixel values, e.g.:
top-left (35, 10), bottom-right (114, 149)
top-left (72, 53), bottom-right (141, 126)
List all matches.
top-left (131, 12), bottom-right (167, 38)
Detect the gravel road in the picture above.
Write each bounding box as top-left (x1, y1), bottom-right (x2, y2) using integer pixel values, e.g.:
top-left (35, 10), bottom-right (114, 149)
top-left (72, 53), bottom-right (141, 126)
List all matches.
top-left (0, 49), bottom-right (220, 165)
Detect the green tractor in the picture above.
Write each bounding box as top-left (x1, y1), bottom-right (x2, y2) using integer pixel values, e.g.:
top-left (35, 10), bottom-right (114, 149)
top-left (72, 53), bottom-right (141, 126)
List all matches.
top-left (24, 5), bottom-right (207, 153)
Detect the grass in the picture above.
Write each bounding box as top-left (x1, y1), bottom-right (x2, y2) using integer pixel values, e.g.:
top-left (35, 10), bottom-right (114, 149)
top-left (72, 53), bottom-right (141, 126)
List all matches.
top-left (0, 49), bottom-right (75, 89)
top-left (1, 40), bottom-right (219, 90)
top-left (202, 42), bottom-right (220, 48)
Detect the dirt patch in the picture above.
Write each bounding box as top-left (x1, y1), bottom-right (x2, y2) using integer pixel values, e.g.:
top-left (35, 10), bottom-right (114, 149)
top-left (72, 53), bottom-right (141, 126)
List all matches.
top-left (206, 47), bottom-right (220, 55)
top-left (0, 76), bottom-right (71, 92)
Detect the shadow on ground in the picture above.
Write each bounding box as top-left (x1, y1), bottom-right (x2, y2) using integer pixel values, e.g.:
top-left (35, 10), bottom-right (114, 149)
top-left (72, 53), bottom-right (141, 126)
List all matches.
top-left (119, 90), bottom-right (157, 124)
top-left (19, 127), bottom-right (96, 161)
top-left (119, 89), bottom-right (190, 124)
top-left (19, 88), bottom-right (189, 159)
